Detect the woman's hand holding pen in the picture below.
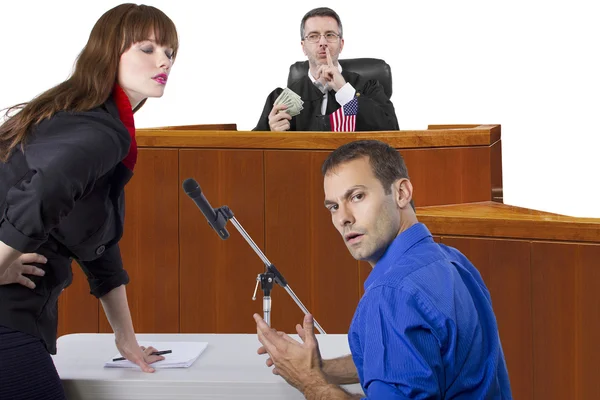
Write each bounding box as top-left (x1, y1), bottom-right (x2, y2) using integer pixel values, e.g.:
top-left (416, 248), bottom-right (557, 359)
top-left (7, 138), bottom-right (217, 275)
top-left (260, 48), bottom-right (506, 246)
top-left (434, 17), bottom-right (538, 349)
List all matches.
top-left (114, 336), bottom-right (165, 372)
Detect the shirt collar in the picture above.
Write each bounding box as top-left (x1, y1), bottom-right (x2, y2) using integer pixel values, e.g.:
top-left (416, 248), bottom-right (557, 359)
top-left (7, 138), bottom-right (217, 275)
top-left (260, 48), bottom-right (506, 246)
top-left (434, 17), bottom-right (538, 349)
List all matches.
top-left (364, 223), bottom-right (434, 291)
top-left (308, 63), bottom-right (343, 93)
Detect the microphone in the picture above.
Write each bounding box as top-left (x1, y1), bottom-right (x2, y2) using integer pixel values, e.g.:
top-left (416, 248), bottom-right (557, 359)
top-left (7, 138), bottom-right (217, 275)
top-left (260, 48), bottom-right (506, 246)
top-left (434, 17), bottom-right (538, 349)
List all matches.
top-left (182, 178), bottom-right (230, 239)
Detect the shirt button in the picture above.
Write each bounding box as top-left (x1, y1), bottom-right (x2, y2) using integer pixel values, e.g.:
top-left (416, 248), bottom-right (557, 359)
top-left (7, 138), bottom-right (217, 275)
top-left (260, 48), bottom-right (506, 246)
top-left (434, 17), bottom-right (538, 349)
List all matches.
top-left (96, 245), bottom-right (106, 255)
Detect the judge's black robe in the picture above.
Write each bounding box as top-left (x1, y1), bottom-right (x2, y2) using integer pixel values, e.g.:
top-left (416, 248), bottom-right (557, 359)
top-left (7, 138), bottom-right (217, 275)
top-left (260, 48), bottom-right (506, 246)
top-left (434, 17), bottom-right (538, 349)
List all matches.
top-left (253, 70), bottom-right (399, 131)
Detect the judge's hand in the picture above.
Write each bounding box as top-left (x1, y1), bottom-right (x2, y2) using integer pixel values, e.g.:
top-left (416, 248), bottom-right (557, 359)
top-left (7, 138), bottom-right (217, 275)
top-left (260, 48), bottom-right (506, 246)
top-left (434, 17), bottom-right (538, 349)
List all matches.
top-left (315, 48), bottom-right (346, 92)
top-left (254, 313), bottom-right (325, 392)
top-left (268, 104), bottom-right (292, 132)
top-left (115, 337), bottom-right (165, 373)
top-left (0, 253), bottom-right (46, 288)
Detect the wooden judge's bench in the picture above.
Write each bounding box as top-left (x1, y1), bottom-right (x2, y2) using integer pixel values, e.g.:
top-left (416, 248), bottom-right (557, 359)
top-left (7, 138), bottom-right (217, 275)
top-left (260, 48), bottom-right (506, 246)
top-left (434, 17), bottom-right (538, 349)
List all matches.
top-left (57, 124), bottom-right (599, 400)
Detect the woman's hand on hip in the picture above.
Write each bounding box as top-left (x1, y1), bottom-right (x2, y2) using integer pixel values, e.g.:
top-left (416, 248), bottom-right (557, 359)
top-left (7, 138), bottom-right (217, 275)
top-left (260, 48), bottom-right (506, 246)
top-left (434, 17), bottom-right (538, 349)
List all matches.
top-left (0, 253), bottom-right (47, 288)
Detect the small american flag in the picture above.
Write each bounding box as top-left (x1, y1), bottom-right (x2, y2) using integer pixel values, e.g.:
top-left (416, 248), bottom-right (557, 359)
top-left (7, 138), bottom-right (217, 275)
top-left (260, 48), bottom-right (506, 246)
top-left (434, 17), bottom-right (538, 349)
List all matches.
top-left (329, 97), bottom-right (358, 132)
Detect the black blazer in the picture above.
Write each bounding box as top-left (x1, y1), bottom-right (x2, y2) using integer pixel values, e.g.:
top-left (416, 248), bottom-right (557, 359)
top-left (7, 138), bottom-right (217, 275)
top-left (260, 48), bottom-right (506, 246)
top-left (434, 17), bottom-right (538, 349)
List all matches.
top-left (253, 70), bottom-right (399, 131)
top-left (0, 97), bottom-right (133, 353)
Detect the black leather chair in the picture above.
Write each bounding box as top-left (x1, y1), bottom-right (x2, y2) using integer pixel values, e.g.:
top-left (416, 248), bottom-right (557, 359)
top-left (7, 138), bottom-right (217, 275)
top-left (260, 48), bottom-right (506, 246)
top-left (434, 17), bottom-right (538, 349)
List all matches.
top-left (287, 58), bottom-right (393, 98)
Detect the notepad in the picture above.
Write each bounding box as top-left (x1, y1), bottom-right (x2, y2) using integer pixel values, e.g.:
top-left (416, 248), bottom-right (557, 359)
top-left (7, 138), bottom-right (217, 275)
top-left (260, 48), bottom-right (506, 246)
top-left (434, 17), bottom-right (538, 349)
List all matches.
top-left (104, 341), bottom-right (208, 369)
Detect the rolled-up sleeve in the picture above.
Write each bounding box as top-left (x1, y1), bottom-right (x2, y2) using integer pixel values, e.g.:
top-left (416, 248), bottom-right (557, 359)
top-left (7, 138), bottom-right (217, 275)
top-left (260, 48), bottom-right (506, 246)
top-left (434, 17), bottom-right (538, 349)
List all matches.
top-left (0, 113), bottom-right (130, 253)
top-left (76, 243), bottom-right (129, 298)
top-left (354, 286), bottom-right (446, 399)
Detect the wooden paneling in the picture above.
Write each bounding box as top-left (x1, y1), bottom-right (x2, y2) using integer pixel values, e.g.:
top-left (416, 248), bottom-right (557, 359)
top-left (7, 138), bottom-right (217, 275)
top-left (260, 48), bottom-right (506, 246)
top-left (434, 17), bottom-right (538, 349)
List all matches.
top-left (490, 139), bottom-right (503, 202)
top-left (419, 202), bottom-right (600, 400)
top-left (136, 125), bottom-right (500, 149)
top-left (442, 237), bottom-right (532, 400)
top-left (57, 262), bottom-right (98, 337)
top-left (532, 242), bottom-right (600, 400)
top-left (179, 150), bottom-right (264, 333)
top-left (264, 151), bottom-right (359, 334)
top-left (54, 124), bottom-right (600, 399)
top-left (427, 124), bottom-right (501, 145)
top-left (419, 202), bottom-right (600, 242)
top-left (402, 147), bottom-right (492, 207)
top-left (99, 149), bottom-right (180, 333)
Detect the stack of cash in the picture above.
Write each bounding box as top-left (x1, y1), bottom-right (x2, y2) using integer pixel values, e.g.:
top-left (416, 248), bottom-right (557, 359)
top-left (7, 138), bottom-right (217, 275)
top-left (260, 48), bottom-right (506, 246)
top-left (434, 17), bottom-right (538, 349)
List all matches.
top-left (274, 88), bottom-right (304, 117)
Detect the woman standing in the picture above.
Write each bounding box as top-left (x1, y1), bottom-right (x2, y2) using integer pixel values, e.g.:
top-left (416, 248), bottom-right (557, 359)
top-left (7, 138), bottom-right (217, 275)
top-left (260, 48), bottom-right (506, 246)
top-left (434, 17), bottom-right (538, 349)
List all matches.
top-left (0, 4), bottom-right (178, 398)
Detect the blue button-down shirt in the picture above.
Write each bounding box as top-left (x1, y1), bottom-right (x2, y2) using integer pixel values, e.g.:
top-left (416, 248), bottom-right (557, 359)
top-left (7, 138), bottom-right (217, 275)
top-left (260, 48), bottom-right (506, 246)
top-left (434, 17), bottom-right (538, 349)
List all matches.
top-left (349, 223), bottom-right (512, 399)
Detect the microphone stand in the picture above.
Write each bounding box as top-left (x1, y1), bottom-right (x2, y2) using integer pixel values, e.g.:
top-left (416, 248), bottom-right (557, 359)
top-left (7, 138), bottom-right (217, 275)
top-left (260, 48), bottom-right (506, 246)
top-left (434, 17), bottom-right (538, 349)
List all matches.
top-left (213, 206), bottom-right (326, 334)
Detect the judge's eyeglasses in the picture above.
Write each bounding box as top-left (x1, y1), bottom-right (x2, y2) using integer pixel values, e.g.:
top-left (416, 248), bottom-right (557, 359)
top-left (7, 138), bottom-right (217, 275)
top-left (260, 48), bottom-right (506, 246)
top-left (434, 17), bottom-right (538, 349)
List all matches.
top-left (303, 32), bottom-right (341, 43)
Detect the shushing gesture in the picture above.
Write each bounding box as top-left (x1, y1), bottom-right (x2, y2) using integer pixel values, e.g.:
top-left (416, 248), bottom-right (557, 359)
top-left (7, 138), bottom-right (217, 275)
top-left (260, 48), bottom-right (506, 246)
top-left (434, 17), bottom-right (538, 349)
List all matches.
top-left (315, 47), bottom-right (346, 92)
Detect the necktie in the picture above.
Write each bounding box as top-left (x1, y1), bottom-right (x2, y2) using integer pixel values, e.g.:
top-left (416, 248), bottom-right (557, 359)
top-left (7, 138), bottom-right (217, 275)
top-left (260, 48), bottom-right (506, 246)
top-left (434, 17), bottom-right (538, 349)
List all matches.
top-left (325, 90), bottom-right (339, 115)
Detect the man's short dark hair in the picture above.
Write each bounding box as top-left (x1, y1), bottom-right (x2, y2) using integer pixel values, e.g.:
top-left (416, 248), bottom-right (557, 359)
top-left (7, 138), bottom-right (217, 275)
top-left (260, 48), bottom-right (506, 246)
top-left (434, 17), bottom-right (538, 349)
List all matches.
top-left (322, 140), bottom-right (415, 209)
top-left (300, 7), bottom-right (343, 40)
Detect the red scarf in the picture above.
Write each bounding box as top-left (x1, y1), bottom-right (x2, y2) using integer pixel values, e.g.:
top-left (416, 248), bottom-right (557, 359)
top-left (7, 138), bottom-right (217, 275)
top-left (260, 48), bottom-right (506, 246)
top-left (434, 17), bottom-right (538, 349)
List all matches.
top-left (112, 84), bottom-right (137, 171)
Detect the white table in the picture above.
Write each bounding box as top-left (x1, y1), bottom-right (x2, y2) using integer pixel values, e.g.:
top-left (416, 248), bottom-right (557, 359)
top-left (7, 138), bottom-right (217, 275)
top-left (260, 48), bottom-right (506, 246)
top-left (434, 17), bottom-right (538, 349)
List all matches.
top-left (52, 333), bottom-right (364, 399)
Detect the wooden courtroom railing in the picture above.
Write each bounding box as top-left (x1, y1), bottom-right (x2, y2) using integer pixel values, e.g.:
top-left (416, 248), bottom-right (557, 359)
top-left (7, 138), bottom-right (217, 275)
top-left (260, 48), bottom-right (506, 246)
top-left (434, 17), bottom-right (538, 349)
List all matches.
top-left (418, 201), bottom-right (600, 400)
top-left (57, 124), bottom-right (599, 398)
top-left (57, 126), bottom-right (503, 364)
top-left (58, 123), bottom-right (504, 340)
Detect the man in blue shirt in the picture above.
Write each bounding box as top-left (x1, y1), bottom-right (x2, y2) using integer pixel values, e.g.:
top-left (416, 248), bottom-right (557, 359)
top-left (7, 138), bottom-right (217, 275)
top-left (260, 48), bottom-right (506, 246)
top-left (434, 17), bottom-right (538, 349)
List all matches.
top-left (254, 140), bottom-right (512, 399)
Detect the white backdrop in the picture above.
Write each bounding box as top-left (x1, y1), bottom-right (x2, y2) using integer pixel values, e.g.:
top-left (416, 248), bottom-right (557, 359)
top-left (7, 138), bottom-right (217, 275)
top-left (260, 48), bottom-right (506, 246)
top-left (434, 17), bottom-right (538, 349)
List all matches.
top-left (1, 0), bottom-right (598, 217)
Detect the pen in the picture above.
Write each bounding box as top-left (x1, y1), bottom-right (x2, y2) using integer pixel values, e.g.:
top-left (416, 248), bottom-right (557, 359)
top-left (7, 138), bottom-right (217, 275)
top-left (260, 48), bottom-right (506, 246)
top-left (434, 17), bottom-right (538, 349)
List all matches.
top-left (112, 349), bottom-right (172, 362)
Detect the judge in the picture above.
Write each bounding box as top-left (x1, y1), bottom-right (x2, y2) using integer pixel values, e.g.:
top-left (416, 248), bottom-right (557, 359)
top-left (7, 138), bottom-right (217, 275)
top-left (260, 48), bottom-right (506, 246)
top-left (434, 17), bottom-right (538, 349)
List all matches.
top-left (253, 7), bottom-right (399, 132)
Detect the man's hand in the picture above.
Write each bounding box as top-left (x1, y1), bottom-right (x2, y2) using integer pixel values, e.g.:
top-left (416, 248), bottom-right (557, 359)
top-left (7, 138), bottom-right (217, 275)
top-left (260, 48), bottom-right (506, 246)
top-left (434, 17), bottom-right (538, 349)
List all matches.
top-left (268, 104), bottom-right (292, 131)
top-left (114, 336), bottom-right (165, 373)
top-left (255, 313), bottom-right (327, 392)
top-left (0, 253), bottom-right (47, 288)
top-left (315, 48), bottom-right (347, 92)
top-left (257, 318), bottom-right (318, 368)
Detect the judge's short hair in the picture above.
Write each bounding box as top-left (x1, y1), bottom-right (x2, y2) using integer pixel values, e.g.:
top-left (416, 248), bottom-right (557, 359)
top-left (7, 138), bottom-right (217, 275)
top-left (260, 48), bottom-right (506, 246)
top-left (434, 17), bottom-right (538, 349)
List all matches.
top-left (300, 7), bottom-right (343, 40)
